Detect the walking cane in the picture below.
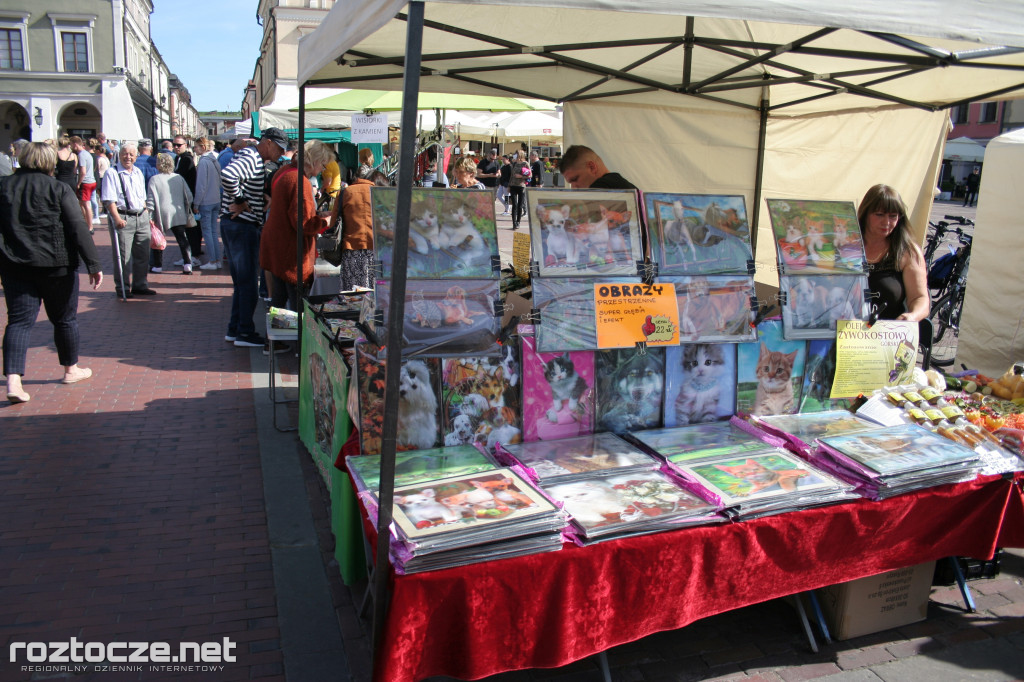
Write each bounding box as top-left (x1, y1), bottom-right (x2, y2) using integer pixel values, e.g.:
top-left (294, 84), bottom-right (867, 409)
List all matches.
top-left (110, 220), bottom-right (129, 301)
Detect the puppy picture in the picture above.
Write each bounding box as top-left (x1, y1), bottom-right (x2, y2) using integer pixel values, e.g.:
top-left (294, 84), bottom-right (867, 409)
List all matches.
top-left (356, 343), bottom-right (442, 455)
top-left (442, 352), bottom-right (522, 453)
top-left (528, 189), bottom-right (644, 278)
top-left (595, 348), bottom-right (664, 434)
top-left (645, 193), bottom-right (752, 275)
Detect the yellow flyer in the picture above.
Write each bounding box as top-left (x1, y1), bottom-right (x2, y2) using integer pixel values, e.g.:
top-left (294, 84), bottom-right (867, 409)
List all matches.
top-left (831, 320), bottom-right (919, 398)
top-left (594, 282), bottom-right (679, 349)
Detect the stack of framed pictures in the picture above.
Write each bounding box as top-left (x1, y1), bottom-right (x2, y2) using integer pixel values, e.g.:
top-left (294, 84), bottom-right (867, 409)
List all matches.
top-left (815, 424), bottom-right (984, 500)
top-left (497, 433), bottom-right (659, 483)
top-left (749, 410), bottom-right (881, 455)
top-left (765, 199), bottom-right (870, 340)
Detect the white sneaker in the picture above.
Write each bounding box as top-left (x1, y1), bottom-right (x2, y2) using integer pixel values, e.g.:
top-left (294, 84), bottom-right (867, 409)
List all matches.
top-left (199, 262), bottom-right (219, 270)
top-left (173, 258), bottom-right (184, 266)
top-left (191, 257), bottom-right (201, 267)
top-left (183, 264), bottom-right (193, 274)
top-left (150, 266), bottom-right (162, 273)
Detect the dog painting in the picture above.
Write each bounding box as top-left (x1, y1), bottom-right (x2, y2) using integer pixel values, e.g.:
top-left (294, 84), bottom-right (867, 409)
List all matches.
top-left (356, 343), bottom-right (442, 455)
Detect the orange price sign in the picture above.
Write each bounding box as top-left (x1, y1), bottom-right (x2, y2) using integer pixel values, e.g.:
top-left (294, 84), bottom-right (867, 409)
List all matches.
top-left (593, 282), bottom-right (679, 349)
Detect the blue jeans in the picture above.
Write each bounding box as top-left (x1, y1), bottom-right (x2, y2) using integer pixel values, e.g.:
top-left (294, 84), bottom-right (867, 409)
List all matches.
top-left (220, 217), bottom-right (261, 337)
top-left (198, 204), bottom-right (221, 263)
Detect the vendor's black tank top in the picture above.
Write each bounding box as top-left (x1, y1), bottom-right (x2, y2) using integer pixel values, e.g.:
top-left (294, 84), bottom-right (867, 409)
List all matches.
top-left (867, 252), bottom-right (905, 320)
top-left (54, 155), bottom-right (78, 191)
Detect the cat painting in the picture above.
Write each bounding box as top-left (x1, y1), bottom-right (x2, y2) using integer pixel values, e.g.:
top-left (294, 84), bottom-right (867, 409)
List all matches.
top-left (712, 458), bottom-right (809, 495)
top-left (752, 343), bottom-right (798, 416)
top-left (544, 353), bottom-right (590, 423)
top-left (674, 344), bottom-right (729, 425)
top-left (409, 198), bottom-right (441, 255)
top-left (802, 218), bottom-right (834, 265)
top-left (439, 195), bottom-right (489, 269)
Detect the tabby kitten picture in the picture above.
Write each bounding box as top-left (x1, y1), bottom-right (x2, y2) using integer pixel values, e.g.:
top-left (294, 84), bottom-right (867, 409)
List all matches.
top-left (752, 343), bottom-right (798, 416)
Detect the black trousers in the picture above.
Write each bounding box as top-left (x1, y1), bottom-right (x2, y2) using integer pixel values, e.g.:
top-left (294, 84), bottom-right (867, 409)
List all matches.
top-left (509, 185), bottom-right (525, 228)
top-left (1, 269), bottom-right (80, 376)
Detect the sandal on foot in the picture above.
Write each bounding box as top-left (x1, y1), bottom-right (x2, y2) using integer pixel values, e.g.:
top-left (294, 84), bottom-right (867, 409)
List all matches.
top-left (61, 368), bottom-right (93, 385)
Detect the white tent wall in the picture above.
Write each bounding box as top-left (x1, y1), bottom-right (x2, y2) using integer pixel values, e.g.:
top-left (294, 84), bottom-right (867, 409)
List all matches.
top-left (954, 128), bottom-right (1024, 376)
top-left (565, 101), bottom-right (948, 290)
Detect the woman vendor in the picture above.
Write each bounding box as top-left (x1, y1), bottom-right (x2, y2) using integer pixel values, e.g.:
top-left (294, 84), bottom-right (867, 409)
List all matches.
top-left (857, 184), bottom-right (929, 322)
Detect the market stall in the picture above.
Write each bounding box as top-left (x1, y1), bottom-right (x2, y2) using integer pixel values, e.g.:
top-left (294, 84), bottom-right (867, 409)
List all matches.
top-left (292, 1), bottom-right (1024, 679)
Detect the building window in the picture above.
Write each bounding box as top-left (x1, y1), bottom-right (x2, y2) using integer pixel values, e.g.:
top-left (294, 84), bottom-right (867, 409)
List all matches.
top-left (980, 102), bottom-right (998, 123)
top-left (0, 28), bottom-right (24, 70)
top-left (62, 32), bottom-right (88, 72)
top-left (951, 104), bottom-right (969, 125)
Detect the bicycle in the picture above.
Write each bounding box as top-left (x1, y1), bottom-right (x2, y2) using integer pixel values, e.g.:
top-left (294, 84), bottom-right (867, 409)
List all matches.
top-left (924, 214), bottom-right (973, 267)
top-left (928, 229), bottom-right (972, 366)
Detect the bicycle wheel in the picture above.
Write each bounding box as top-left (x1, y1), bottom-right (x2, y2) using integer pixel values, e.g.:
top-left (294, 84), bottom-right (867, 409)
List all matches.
top-left (929, 290), bottom-right (963, 367)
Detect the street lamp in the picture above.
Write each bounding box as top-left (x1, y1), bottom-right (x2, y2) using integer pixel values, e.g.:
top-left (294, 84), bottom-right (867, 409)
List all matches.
top-left (33, 107), bottom-right (43, 127)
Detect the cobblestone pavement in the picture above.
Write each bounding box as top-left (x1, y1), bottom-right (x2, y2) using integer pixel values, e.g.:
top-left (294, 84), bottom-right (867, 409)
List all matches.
top-left (3, 202), bottom-right (1020, 682)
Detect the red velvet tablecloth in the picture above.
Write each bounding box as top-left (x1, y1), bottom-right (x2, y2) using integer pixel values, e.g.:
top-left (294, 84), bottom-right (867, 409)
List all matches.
top-left (368, 474), bottom-right (1024, 682)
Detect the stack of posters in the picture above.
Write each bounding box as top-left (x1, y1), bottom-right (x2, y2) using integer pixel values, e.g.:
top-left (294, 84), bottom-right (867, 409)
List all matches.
top-left (765, 199), bottom-right (869, 340)
top-left (749, 410), bottom-right (881, 455)
top-left (627, 422), bottom-right (855, 518)
top-left (357, 463), bottom-right (566, 574)
top-left (497, 434), bottom-right (721, 543)
top-left (815, 424), bottom-right (983, 499)
top-left (347, 445), bottom-right (499, 497)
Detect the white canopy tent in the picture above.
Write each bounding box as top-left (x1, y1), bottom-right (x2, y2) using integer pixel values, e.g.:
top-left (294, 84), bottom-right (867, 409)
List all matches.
top-left (954, 128), bottom-right (1024, 376)
top-left (295, 1), bottom-right (1024, 674)
top-left (943, 136), bottom-right (987, 163)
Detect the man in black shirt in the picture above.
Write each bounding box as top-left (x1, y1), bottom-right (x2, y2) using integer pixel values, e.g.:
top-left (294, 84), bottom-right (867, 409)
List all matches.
top-left (529, 151), bottom-right (543, 188)
top-left (476, 148), bottom-right (500, 191)
top-left (558, 144), bottom-right (637, 190)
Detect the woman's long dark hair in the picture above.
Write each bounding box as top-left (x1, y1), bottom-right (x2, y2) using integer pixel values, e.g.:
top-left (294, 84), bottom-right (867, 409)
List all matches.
top-left (858, 184), bottom-right (915, 269)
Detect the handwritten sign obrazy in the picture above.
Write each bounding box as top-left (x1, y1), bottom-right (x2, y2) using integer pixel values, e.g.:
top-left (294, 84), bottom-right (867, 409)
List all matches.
top-left (350, 113), bottom-right (388, 144)
top-left (594, 282), bottom-right (679, 349)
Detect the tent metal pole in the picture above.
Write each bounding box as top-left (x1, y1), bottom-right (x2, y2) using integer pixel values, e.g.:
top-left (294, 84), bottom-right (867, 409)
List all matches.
top-left (296, 85), bottom-right (306, 354)
top-left (372, 0), bottom-right (425, 664)
top-left (751, 81), bottom-right (769, 268)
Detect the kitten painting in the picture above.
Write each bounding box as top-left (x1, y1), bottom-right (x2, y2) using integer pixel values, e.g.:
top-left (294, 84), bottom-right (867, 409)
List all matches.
top-left (544, 353), bottom-right (590, 423)
top-left (712, 458), bottom-right (809, 495)
top-left (409, 197), bottom-right (441, 255)
top-left (752, 343), bottom-right (798, 416)
top-left (438, 194), bottom-right (489, 269)
top-left (766, 199), bottom-right (865, 275)
top-left (673, 344), bottom-right (730, 425)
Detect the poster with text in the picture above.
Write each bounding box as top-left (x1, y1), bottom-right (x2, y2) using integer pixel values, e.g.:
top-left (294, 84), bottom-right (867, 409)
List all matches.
top-left (831, 320), bottom-right (918, 398)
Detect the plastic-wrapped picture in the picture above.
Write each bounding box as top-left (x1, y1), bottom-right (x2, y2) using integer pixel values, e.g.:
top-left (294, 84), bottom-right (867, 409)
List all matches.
top-left (595, 348), bottom-right (665, 434)
top-left (645, 193), bottom-right (752, 274)
top-left (527, 189), bottom-right (644, 277)
top-left (736, 320), bottom-right (806, 416)
top-left (521, 333), bottom-right (596, 442)
top-left (346, 446), bottom-right (497, 493)
top-left (372, 187), bottom-right (499, 279)
top-left (533, 277), bottom-right (640, 352)
top-left (664, 344), bottom-right (737, 427)
top-left (630, 423), bottom-right (775, 465)
top-left (799, 339), bottom-right (853, 412)
top-left (662, 275), bottom-right (756, 343)
top-left (441, 346), bottom-right (522, 453)
top-left (682, 451), bottom-right (838, 504)
top-left (355, 342), bottom-right (442, 455)
top-left (500, 433), bottom-right (656, 482)
top-left (375, 278), bottom-right (500, 356)
top-left (766, 199), bottom-right (865, 275)
top-left (781, 275), bottom-right (868, 339)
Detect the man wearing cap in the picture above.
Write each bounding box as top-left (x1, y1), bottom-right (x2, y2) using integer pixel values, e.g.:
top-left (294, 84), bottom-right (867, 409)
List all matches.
top-left (219, 127), bottom-right (288, 349)
top-left (136, 139), bottom-right (158, 186)
top-left (476, 148), bottom-right (500, 199)
top-left (558, 144), bottom-right (637, 190)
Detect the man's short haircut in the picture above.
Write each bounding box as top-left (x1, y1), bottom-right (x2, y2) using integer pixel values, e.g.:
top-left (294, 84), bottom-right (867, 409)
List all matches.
top-left (558, 145), bottom-right (597, 173)
top-left (69, 135), bottom-right (84, 147)
top-left (120, 142), bottom-right (138, 155)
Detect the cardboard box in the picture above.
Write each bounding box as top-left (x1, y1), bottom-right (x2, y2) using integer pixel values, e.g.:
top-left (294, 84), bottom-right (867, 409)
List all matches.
top-left (817, 561), bottom-right (936, 640)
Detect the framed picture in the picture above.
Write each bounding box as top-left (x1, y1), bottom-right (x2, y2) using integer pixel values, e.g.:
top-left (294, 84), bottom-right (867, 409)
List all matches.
top-left (594, 348), bottom-right (665, 434)
top-left (662, 275), bottom-right (757, 343)
top-left (346, 446), bottom-right (497, 493)
top-left (799, 339), bottom-right (853, 412)
top-left (374, 278), bottom-right (500, 357)
top-left (440, 348), bottom-right (522, 453)
top-left (645, 193), bottom-right (752, 275)
top-left (736, 319), bottom-right (807, 416)
top-left (372, 187), bottom-right (499, 279)
top-left (500, 433), bottom-right (656, 483)
top-left (355, 342), bottom-right (443, 455)
top-left (527, 189), bottom-right (644, 277)
top-left (532, 277), bottom-right (641, 352)
top-left (681, 451), bottom-right (840, 505)
top-left (630, 423), bottom-right (775, 465)
top-left (780, 275), bottom-right (868, 339)
top-left (664, 343), bottom-right (737, 427)
top-left (765, 199), bottom-right (865, 275)
top-left (521, 334), bottom-right (596, 442)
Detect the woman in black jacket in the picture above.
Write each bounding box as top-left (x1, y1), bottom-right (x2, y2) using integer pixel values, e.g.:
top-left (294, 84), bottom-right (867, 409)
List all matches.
top-left (0, 142), bottom-right (103, 403)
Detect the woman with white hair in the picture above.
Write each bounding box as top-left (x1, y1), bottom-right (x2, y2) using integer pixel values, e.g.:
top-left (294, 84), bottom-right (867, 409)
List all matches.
top-left (146, 152), bottom-right (195, 274)
top-left (259, 140), bottom-right (333, 311)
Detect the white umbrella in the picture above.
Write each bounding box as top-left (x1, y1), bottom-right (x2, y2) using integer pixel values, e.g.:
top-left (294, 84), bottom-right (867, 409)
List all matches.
top-left (944, 136), bottom-right (986, 163)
